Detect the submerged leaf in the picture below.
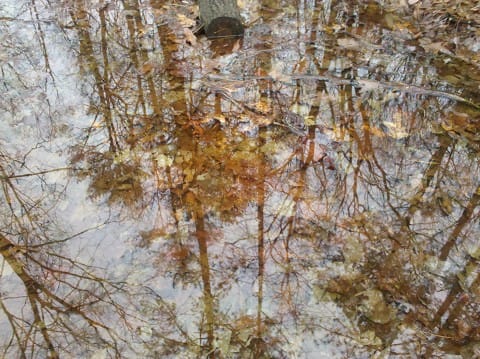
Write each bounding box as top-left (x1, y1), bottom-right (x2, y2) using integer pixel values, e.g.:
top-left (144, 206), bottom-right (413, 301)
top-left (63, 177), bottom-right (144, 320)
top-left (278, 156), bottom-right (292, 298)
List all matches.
top-left (358, 289), bottom-right (396, 324)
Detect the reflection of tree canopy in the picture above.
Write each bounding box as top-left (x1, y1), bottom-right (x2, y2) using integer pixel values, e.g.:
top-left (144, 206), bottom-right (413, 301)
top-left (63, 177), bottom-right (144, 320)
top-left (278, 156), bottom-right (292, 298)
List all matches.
top-left (1, 0), bottom-right (480, 358)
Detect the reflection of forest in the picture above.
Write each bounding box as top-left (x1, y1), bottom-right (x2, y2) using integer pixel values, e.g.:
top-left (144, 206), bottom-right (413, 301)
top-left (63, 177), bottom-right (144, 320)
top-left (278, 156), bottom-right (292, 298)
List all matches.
top-left (1, 0), bottom-right (480, 357)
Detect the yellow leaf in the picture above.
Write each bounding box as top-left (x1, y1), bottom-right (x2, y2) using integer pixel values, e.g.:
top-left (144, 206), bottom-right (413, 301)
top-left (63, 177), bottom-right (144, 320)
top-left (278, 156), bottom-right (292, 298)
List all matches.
top-left (176, 14), bottom-right (196, 28)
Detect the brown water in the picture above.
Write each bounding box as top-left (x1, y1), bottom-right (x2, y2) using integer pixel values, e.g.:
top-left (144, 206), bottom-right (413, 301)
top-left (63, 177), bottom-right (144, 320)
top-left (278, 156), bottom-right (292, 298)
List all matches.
top-left (1, 0), bottom-right (480, 357)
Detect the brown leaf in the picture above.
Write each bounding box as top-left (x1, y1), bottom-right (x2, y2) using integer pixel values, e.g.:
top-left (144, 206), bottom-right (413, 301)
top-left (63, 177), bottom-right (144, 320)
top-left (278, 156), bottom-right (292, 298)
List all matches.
top-left (184, 28), bottom-right (197, 46)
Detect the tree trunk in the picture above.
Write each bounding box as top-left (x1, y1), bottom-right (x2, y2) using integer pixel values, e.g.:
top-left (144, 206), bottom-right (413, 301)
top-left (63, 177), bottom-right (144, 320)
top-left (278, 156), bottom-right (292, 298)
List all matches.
top-left (198, 0), bottom-right (244, 38)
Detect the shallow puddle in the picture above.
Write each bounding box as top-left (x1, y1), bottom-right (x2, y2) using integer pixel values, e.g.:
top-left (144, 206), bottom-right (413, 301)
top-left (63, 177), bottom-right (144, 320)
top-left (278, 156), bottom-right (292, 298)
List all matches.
top-left (1, 0), bottom-right (480, 357)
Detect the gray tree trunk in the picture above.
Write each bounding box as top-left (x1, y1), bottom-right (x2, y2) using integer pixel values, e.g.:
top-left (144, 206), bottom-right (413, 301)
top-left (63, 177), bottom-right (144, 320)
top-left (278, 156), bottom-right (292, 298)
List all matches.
top-left (198, 0), bottom-right (244, 38)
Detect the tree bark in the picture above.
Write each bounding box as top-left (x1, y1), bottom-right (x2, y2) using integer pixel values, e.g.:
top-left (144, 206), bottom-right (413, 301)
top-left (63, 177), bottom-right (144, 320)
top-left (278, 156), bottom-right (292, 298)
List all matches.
top-left (198, 0), bottom-right (244, 38)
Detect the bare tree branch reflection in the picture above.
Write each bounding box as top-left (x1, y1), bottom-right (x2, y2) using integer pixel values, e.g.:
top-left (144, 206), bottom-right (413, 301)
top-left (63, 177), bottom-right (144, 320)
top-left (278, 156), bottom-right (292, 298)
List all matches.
top-left (0, 171), bottom-right (132, 356)
top-left (3, 0), bottom-right (480, 358)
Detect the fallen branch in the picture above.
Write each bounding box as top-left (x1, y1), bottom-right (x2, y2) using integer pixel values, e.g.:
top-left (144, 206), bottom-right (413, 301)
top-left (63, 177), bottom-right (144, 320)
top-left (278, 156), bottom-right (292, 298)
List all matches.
top-left (352, 78), bottom-right (480, 110)
top-left (205, 73), bottom-right (480, 110)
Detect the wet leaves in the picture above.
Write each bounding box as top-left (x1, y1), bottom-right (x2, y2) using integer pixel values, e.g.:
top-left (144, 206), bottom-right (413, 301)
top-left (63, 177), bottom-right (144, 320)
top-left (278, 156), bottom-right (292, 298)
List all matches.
top-left (3, 0), bottom-right (480, 358)
top-left (357, 289), bottom-right (397, 324)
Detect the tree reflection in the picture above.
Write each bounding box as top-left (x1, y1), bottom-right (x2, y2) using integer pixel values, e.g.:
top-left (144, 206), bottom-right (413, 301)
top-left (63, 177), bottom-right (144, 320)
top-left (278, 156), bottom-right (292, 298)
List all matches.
top-left (63, 0), bottom-right (480, 357)
top-left (0, 164), bottom-right (133, 357)
top-left (2, 0), bottom-right (480, 358)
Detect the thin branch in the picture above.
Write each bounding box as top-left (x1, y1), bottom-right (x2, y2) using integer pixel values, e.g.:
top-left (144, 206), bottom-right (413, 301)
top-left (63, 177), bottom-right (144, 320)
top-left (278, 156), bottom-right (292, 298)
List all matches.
top-left (205, 73), bottom-right (480, 110)
top-left (0, 167), bottom-right (77, 180)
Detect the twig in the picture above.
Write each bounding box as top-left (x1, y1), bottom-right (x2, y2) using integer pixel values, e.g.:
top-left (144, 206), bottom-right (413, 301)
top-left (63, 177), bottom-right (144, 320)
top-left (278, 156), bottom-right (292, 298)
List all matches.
top-left (0, 167), bottom-right (77, 180)
top-left (353, 78), bottom-right (480, 110)
top-left (205, 73), bottom-right (480, 110)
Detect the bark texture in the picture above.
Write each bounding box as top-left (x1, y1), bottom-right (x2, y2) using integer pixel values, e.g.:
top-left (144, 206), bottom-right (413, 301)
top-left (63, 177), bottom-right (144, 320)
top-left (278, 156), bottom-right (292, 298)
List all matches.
top-left (198, 0), bottom-right (244, 38)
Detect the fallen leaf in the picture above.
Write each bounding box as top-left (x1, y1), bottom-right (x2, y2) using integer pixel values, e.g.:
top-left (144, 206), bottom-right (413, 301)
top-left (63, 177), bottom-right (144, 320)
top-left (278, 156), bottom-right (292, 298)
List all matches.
top-left (177, 13), bottom-right (196, 28)
top-left (184, 28), bottom-right (197, 46)
top-left (337, 37), bottom-right (361, 50)
top-left (358, 289), bottom-right (396, 324)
